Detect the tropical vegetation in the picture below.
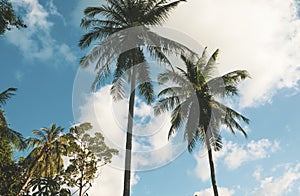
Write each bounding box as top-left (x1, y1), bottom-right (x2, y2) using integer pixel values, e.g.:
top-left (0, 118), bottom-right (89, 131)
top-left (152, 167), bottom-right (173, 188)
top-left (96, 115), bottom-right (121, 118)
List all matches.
top-left (154, 48), bottom-right (250, 195)
top-left (0, 1), bottom-right (252, 196)
top-left (0, 88), bottom-right (118, 196)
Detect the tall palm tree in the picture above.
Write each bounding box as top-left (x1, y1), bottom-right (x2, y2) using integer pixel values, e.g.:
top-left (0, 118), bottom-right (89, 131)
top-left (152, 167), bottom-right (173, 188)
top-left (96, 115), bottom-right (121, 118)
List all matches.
top-left (19, 124), bottom-right (71, 194)
top-left (0, 87), bottom-right (26, 150)
top-left (154, 48), bottom-right (250, 196)
top-left (79, 1), bottom-right (187, 195)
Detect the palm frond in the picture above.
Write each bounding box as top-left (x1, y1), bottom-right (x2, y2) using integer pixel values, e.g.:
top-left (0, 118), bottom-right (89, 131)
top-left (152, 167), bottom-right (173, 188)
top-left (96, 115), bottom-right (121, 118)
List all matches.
top-left (80, 18), bottom-right (123, 30)
top-left (168, 99), bottom-right (191, 139)
top-left (143, 0), bottom-right (186, 25)
top-left (195, 46), bottom-right (207, 69)
top-left (0, 109), bottom-right (26, 150)
top-left (136, 62), bottom-right (154, 104)
top-left (157, 70), bottom-right (190, 88)
top-left (206, 70), bottom-right (250, 97)
top-left (157, 86), bottom-right (185, 98)
top-left (111, 66), bottom-right (127, 101)
top-left (183, 101), bottom-right (200, 152)
top-left (0, 88), bottom-right (17, 106)
top-left (202, 49), bottom-right (219, 80)
top-left (147, 46), bottom-right (172, 67)
top-left (212, 100), bottom-right (249, 137)
top-left (154, 95), bottom-right (184, 115)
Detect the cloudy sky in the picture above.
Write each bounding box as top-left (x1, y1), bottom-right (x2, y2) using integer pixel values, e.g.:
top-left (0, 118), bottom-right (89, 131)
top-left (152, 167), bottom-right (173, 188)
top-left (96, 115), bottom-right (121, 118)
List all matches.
top-left (1, 0), bottom-right (300, 195)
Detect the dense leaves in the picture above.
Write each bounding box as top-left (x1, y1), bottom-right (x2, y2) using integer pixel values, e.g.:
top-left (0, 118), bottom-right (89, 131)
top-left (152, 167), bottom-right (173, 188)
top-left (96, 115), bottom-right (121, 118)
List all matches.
top-left (62, 123), bottom-right (118, 196)
top-left (0, 0), bottom-right (26, 35)
top-left (24, 177), bottom-right (71, 196)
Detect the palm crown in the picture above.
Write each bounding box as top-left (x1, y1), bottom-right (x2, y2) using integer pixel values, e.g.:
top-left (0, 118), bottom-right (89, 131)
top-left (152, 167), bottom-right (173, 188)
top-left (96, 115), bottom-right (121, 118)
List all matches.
top-left (154, 48), bottom-right (250, 152)
top-left (79, 0), bottom-right (189, 92)
top-left (24, 124), bottom-right (70, 179)
top-left (154, 48), bottom-right (250, 196)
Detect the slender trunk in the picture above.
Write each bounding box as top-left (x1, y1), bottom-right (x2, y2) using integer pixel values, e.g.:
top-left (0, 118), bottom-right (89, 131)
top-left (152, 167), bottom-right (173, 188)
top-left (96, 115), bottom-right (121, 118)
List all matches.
top-left (207, 148), bottom-right (218, 196)
top-left (79, 183), bottom-right (82, 196)
top-left (123, 66), bottom-right (137, 196)
top-left (199, 94), bottom-right (219, 196)
top-left (204, 133), bottom-right (218, 196)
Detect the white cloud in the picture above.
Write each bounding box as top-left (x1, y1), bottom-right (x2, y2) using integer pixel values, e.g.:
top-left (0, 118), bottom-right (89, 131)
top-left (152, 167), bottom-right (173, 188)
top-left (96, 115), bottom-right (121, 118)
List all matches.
top-left (15, 70), bottom-right (24, 82)
top-left (73, 83), bottom-right (186, 195)
top-left (6, 0), bottom-right (76, 64)
top-left (165, 0), bottom-right (300, 107)
top-left (193, 139), bottom-right (280, 181)
top-left (253, 167), bottom-right (263, 181)
top-left (253, 163), bottom-right (300, 195)
top-left (46, 0), bottom-right (66, 25)
top-left (194, 187), bottom-right (235, 196)
top-left (224, 139), bottom-right (280, 169)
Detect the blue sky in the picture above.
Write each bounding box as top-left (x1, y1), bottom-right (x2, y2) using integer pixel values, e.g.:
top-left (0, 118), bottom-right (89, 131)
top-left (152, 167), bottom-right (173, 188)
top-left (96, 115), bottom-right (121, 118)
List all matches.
top-left (1, 0), bottom-right (300, 195)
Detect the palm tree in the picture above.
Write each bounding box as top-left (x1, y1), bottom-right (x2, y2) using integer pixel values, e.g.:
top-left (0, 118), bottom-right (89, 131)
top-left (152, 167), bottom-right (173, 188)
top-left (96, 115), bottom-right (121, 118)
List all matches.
top-left (0, 87), bottom-right (26, 150)
top-left (154, 48), bottom-right (250, 196)
top-left (79, 1), bottom-right (187, 195)
top-left (19, 124), bottom-right (71, 194)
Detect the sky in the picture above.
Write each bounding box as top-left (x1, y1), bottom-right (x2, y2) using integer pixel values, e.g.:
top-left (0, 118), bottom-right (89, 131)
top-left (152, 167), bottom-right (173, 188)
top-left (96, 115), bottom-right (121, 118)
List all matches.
top-left (1, 0), bottom-right (300, 195)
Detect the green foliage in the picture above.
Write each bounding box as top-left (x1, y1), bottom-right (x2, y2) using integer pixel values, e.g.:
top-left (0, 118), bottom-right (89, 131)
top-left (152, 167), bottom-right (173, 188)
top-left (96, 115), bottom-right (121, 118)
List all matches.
top-left (0, 139), bottom-right (22, 195)
top-left (0, 0), bottom-right (26, 35)
top-left (63, 123), bottom-right (118, 196)
top-left (23, 177), bottom-right (71, 196)
top-left (0, 88), bottom-right (26, 195)
top-left (24, 124), bottom-right (69, 179)
top-left (0, 89), bottom-right (116, 196)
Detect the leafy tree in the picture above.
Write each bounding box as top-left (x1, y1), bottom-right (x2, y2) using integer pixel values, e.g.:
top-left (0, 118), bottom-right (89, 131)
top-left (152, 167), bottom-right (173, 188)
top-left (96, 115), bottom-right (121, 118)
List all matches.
top-left (79, 1), bottom-right (187, 195)
top-left (0, 0), bottom-right (26, 35)
top-left (20, 124), bottom-right (71, 194)
top-left (63, 123), bottom-right (118, 196)
top-left (154, 48), bottom-right (250, 196)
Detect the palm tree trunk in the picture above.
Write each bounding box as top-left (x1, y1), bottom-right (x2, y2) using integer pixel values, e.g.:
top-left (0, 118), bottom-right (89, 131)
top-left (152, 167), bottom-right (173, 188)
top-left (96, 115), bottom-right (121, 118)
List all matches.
top-left (123, 66), bottom-right (137, 196)
top-left (17, 149), bottom-right (45, 196)
top-left (205, 134), bottom-right (219, 196)
top-left (207, 148), bottom-right (218, 196)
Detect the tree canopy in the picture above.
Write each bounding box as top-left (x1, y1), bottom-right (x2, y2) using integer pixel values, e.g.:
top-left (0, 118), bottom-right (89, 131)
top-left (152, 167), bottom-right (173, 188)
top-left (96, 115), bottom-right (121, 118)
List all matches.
top-left (0, 0), bottom-right (26, 35)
